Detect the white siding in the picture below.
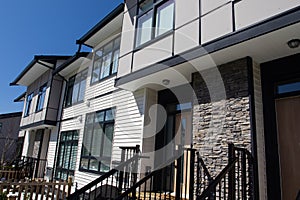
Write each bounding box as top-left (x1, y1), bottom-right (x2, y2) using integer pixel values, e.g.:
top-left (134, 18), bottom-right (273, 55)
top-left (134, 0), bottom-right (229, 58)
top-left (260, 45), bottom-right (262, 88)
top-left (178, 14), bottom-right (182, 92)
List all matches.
top-left (235, 0), bottom-right (299, 30)
top-left (46, 127), bottom-right (59, 169)
top-left (201, 3), bottom-right (232, 44)
top-left (133, 35), bottom-right (173, 72)
top-left (60, 58), bottom-right (146, 188)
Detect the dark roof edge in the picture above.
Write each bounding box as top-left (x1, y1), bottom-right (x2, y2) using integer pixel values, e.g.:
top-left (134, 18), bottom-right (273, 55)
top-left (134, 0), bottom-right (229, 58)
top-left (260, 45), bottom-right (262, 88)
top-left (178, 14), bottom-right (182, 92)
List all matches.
top-left (10, 55), bottom-right (71, 86)
top-left (14, 92), bottom-right (26, 102)
top-left (76, 3), bottom-right (124, 46)
top-left (0, 111), bottom-right (22, 119)
top-left (53, 52), bottom-right (90, 75)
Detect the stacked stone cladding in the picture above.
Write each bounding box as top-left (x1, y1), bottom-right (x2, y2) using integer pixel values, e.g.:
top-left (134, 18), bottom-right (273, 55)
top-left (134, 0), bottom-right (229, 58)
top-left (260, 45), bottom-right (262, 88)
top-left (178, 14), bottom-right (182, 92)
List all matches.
top-left (192, 57), bottom-right (252, 177)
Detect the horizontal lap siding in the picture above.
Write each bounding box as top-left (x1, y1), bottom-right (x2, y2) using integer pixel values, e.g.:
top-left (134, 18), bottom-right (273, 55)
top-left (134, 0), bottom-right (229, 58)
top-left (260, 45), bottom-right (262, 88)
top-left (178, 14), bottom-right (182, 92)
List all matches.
top-left (60, 74), bottom-right (145, 189)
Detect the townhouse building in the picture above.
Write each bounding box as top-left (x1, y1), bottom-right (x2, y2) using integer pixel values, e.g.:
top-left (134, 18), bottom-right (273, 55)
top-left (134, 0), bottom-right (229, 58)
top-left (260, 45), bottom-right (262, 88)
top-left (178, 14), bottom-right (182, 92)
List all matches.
top-left (11, 0), bottom-right (300, 199)
top-left (10, 55), bottom-right (70, 178)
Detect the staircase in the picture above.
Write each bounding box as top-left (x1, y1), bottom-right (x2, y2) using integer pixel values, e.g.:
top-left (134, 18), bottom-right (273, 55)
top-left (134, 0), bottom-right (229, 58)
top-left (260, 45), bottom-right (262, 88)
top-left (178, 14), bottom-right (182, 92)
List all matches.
top-left (68, 145), bottom-right (140, 200)
top-left (67, 144), bottom-right (256, 200)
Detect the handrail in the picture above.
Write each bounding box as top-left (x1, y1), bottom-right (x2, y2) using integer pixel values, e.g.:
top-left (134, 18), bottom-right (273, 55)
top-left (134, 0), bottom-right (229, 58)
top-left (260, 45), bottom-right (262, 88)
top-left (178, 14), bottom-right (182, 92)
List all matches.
top-left (197, 152), bottom-right (212, 181)
top-left (68, 153), bottom-right (140, 199)
top-left (115, 153), bottom-right (182, 200)
top-left (197, 158), bottom-right (238, 199)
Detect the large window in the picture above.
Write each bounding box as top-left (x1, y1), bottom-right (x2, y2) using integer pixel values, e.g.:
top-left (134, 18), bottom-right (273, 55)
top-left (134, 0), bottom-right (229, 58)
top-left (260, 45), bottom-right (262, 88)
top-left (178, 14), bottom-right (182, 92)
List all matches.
top-left (136, 0), bottom-right (174, 47)
top-left (80, 108), bottom-right (115, 173)
top-left (24, 93), bottom-right (33, 117)
top-left (36, 84), bottom-right (47, 112)
top-left (65, 69), bottom-right (88, 107)
top-left (91, 37), bottom-right (120, 84)
top-left (55, 130), bottom-right (78, 180)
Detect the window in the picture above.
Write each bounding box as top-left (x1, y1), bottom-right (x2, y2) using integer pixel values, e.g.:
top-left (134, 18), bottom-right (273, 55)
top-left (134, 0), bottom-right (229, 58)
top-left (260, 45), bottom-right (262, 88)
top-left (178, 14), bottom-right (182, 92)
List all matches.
top-left (91, 37), bottom-right (120, 84)
top-left (55, 131), bottom-right (78, 180)
top-left (24, 93), bottom-right (33, 117)
top-left (36, 84), bottom-right (47, 112)
top-left (0, 122), bottom-right (2, 133)
top-left (277, 81), bottom-right (300, 94)
top-left (80, 108), bottom-right (115, 173)
top-left (65, 69), bottom-right (88, 107)
top-left (136, 0), bottom-right (174, 47)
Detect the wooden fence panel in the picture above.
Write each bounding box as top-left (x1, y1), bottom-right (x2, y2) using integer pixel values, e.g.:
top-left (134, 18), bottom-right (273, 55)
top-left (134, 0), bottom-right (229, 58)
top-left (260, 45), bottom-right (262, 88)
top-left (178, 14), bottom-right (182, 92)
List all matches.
top-left (0, 177), bottom-right (72, 200)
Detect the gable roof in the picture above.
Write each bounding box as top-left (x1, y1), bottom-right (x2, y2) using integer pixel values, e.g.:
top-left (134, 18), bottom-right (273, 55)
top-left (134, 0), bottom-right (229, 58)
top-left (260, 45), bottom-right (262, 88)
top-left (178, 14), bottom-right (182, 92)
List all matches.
top-left (10, 55), bottom-right (70, 86)
top-left (76, 3), bottom-right (124, 48)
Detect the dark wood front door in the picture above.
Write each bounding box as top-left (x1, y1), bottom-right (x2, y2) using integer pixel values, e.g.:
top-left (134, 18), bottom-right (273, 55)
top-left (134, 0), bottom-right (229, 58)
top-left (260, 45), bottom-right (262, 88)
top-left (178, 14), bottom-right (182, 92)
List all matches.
top-left (275, 96), bottom-right (300, 200)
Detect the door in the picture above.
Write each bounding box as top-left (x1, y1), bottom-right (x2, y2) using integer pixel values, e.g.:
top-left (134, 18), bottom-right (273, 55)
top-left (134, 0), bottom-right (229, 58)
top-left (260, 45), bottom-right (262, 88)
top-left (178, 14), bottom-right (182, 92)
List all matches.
top-left (275, 96), bottom-right (300, 200)
top-left (174, 111), bottom-right (192, 196)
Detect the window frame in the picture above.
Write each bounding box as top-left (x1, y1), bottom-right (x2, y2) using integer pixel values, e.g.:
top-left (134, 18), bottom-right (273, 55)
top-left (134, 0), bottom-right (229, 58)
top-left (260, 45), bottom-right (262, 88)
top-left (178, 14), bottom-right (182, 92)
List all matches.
top-left (35, 83), bottom-right (47, 112)
top-left (90, 36), bottom-right (121, 85)
top-left (55, 130), bottom-right (79, 180)
top-left (135, 0), bottom-right (175, 48)
top-left (79, 108), bottom-right (115, 174)
top-left (24, 92), bottom-right (34, 117)
top-left (65, 69), bottom-right (88, 107)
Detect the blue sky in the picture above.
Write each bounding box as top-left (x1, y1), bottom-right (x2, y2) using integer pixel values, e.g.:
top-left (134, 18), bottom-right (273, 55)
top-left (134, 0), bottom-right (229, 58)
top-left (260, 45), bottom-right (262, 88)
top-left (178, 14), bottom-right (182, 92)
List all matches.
top-left (0, 0), bottom-right (122, 114)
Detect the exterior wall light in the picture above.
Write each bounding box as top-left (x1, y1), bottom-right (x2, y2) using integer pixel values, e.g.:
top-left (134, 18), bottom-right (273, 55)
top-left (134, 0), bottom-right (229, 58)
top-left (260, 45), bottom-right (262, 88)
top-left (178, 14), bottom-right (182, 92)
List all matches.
top-left (287, 39), bottom-right (300, 49)
top-left (162, 79), bottom-right (170, 85)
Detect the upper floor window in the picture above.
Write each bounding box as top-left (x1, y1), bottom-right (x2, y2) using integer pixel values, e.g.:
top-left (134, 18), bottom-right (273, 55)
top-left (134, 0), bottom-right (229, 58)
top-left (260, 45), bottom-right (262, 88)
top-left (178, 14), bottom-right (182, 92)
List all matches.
top-left (91, 37), bottom-right (121, 84)
top-left (24, 93), bottom-right (33, 117)
top-left (0, 122), bottom-right (2, 133)
top-left (65, 69), bottom-right (88, 107)
top-left (136, 0), bottom-right (174, 47)
top-left (36, 84), bottom-right (47, 112)
top-left (80, 108), bottom-right (115, 173)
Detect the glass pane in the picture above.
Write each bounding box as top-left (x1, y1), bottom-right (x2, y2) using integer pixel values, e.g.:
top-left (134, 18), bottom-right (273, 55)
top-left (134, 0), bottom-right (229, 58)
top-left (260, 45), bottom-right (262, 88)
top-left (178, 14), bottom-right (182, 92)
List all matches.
top-left (136, 10), bottom-right (153, 46)
top-left (100, 161), bottom-right (110, 173)
top-left (73, 131), bottom-right (79, 140)
top-left (86, 113), bottom-right (94, 124)
top-left (95, 111), bottom-right (104, 123)
top-left (112, 49), bottom-right (119, 74)
top-left (78, 79), bottom-right (86, 102)
top-left (57, 145), bottom-right (65, 167)
top-left (100, 53), bottom-right (112, 79)
top-left (66, 86), bottom-right (73, 106)
top-left (66, 132), bottom-right (73, 141)
top-left (70, 145), bottom-right (78, 170)
top-left (114, 37), bottom-right (121, 49)
top-left (103, 42), bottom-right (113, 55)
top-left (139, 0), bottom-right (154, 14)
top-left (82, 128), bottom-right (93, 156)
top-left (63, 144), bottom-right (71, 168)
top-left (105, 109), bottom-right (115, 121)
top-left (102, 124), bottom-right (114, 157)
top-left (80, 158), bottom-right (89, 170)
top-left (72, 82), bottom-right (80, 104)
top-left (278, 81), bottom-right (300, 94)
top-left (95, 49), bottom-right (103, 58)
top-left (89, 159), bottom-right (100, 171)
top-left (155, 1), bottom-right (174, 36)
top-left (92, 60), bottom-right (101, 83)
top-left (91, 126), bottom-right (103, 157)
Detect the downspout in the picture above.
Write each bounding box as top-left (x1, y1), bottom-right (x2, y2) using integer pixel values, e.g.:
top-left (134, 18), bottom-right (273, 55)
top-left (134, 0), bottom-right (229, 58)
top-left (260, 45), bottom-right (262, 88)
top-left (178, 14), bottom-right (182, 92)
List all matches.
top-left (51, 75), bottom-right (67, 181)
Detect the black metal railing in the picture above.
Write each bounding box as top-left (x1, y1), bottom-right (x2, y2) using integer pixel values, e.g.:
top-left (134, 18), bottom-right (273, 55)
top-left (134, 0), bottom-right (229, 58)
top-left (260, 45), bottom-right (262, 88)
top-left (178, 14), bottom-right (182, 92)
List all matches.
top-left (196, 152), bottom-right (213, 196)
top-left (10, 156), bottom-right (47, 179)
top-left (197, 143), bottom-right (255, 200)
top-left (115, 147), bottom-right (199, 200)
top-left (68, 145), bottom-right (140, 200)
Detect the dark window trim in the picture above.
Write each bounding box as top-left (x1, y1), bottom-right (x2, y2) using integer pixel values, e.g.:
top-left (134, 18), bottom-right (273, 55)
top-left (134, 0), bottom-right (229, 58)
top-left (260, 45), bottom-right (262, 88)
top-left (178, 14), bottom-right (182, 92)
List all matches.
top-left (64, 68), bottom-right (88, 108)
top-left (35, 83), bottom-right (48, 112)
top-left (24, 92), bottom-right (34, 117)
top-left (79, 108), bottom-right (115, 174)
top-left (90, 36), bottom-right (121, 85)
top-left (55, 130), bottom-right (79, 180)
top-left (134, 0), bottom-right (175, 48)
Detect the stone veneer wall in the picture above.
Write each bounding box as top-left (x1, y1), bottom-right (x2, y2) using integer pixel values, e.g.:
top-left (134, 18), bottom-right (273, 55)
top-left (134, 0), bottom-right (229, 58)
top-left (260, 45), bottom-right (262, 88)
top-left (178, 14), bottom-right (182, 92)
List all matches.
top-left (192, 57), bottom-right (252, 177)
